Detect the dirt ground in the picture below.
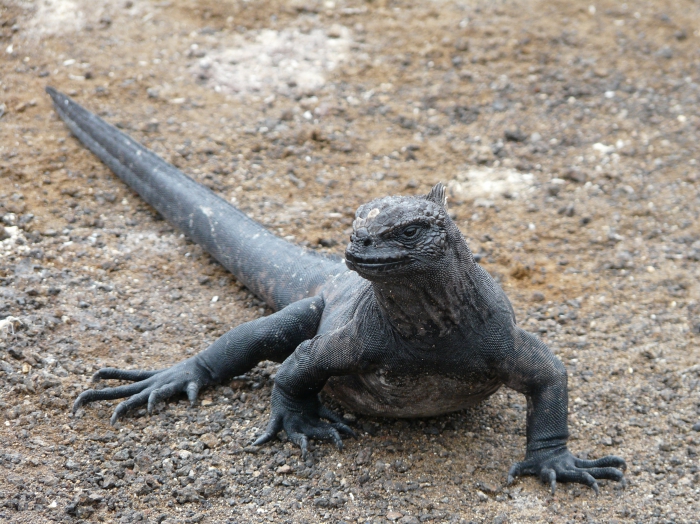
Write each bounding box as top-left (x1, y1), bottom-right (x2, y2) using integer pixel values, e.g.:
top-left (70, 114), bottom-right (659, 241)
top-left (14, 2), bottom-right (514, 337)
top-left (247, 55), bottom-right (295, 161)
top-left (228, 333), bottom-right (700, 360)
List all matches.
top-left (1, 0), bottom-right (700, 522)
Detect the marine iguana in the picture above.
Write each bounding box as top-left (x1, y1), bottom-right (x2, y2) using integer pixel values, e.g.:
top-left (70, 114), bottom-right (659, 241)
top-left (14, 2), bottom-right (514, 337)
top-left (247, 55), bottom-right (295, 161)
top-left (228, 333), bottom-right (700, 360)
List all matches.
top-left (47, 86), bottom-right (626, 494)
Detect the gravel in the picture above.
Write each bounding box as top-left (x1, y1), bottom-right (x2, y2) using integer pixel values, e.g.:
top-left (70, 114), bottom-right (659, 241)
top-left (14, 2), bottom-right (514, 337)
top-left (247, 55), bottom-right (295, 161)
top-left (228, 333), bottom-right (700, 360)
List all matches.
top-left (2, 0), bottom-right (700, 522)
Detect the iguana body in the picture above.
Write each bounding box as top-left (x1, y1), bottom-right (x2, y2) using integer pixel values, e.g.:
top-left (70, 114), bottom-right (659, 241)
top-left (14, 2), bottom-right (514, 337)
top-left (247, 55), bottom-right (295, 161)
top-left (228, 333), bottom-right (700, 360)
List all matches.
top-left (47, 87), bottom-right (625, 493)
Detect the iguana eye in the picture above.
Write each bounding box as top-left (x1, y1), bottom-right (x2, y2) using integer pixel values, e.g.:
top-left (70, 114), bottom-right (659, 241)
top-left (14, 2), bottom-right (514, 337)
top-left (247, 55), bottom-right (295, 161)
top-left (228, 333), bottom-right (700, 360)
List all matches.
top-left (402, 225), bottom-right (419, 238)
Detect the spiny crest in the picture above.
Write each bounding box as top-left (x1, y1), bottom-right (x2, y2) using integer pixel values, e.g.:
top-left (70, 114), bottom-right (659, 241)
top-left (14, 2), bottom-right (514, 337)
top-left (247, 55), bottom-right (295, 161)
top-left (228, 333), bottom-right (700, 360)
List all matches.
top-left (424, 182), bottom-right (448, 209)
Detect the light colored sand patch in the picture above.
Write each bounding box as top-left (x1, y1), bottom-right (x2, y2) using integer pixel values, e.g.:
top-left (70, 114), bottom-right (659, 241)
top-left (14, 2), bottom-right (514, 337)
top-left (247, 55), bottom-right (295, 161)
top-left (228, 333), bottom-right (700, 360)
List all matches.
top-left (0, 225), bottom-right (30, 259)
top-left (193, 27), bottom-right (352, 98)
top-left (21, 0), bottom-right (145, 36)
top-left (120, 231), bottom-right (179, 254)
top-left (448, 167), bottom-right (535, 203)
top-left (24, 0), bottom-right (87, 35)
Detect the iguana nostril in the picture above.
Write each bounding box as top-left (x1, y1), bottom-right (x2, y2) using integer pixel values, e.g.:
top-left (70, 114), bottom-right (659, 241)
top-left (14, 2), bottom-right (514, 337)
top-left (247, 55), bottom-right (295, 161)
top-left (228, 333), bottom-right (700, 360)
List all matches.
top-left (363, 238), bottom-right (372, 247)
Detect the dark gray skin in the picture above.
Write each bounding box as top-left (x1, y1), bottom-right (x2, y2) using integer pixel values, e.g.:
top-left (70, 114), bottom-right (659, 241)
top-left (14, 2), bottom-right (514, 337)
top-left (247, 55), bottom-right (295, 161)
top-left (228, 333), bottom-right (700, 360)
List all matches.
top-left (47, 87), bottom-right (626, 494)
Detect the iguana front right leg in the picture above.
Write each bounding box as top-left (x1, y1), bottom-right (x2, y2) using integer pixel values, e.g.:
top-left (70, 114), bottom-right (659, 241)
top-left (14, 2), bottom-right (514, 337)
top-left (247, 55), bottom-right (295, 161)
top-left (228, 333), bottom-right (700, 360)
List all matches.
top-left (73, 296), bottom-right (325, 424)
top-left (254, 318), bottom-right (377, 456)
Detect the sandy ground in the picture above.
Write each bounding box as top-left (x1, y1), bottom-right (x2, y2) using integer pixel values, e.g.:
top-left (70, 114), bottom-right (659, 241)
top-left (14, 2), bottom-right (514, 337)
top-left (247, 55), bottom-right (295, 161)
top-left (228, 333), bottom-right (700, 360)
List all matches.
top-left (1, 0), bottom-right (700, 522)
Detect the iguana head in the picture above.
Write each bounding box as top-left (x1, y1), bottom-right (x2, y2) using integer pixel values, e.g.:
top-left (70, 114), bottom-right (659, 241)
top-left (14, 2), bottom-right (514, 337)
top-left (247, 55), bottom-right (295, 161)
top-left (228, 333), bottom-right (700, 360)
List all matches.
top-left (345, 182), bottom-right (453, 280)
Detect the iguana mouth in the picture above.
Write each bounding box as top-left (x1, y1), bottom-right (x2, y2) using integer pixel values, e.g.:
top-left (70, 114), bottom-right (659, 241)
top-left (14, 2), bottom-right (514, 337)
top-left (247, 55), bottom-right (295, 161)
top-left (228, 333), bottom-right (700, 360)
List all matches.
top-left (345, 252), bottom-right (412, 273)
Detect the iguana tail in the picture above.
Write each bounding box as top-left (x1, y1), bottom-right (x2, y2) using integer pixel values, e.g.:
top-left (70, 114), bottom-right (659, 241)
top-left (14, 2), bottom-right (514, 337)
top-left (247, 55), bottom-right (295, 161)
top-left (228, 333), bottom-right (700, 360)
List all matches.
top-left (46, 87), bottom-right (343, 311)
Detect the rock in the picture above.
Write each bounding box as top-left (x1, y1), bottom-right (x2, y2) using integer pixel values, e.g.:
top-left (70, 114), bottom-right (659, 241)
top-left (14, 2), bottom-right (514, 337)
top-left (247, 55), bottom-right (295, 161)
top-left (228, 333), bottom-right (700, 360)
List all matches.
top-left (87, 492), bottom-right (104, 503)
top-left (276, 464), bottom-right (292, 474)
top-left (194, 477), bottom-right (226, 498)
top-left (510, 263), bottom-right (531, 280)
top-left (477, 481), bottom-right (500, 494)
top-left (113, 449), bottom-right (130, 461)
top-left (355, 448), bottom-right (373, 465)
top-left (393, 459), bottom-right (410, 473)
top-left (318, 237), bottom-right (337, 248)
top-left (174, 486), bottom-right (200, 504)
top-left (546, 183), bottom-right (562, 197)
top-left (40, 475), bottom-right (59, 486)
top-left (162, 458), bottom-right (174, 475)
top-left (659, 389), bottom-right (674, 402)
top-left (659, 441), bottom-right (676, 452)
top-left (532, 291), bottom-right (545, 302)
top-left (504, 128), bottom-right (526, 142)
top-left (656, 46), bottom-right (674, 59)
top-left (134, 453), bottom-right (153, 472)
top-left (318, 470), bottom-right (335, 489)
top-left (313, 497), bottom-right (329, 507)
top-left (562, 167), bottom-right (587, 183)
top-left (557, 203), bottom-right (575, 217)
top-left (0, 360), bottom-right (15, 374)
top-left (177, 450), bottom-right (192, 460)
top-left (454, 38), bottom-right (469, 52)
top-left (102, 475), bottom-right (117, 489)
top-left (327, 24), bottom-right (344, 39)
top-left (386, 511), bottom-right (403, 521)
top-left (199, 433), bottom-right (218, 449)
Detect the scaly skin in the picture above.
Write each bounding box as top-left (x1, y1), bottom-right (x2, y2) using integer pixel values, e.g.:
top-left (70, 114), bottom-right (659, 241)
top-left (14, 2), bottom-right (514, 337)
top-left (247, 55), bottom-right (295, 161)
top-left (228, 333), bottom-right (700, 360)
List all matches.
top-left (48, 87), bottom-right (625, 494)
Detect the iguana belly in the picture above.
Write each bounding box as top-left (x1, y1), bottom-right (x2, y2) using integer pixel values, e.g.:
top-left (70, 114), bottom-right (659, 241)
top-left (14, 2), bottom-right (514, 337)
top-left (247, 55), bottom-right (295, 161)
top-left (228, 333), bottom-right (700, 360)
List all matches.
top-left (324, 372), bottom-right (501, 418)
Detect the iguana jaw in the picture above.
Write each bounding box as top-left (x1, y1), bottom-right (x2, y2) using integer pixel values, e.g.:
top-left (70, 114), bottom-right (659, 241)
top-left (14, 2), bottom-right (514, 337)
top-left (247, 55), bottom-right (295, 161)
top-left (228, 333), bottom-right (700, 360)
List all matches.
top-left (344, 251), bottom-right (413, 277)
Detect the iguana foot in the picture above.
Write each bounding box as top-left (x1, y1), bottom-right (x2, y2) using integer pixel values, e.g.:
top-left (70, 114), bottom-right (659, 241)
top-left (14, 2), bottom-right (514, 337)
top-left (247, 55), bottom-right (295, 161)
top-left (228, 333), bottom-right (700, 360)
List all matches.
top-left (507, 448), bottom-right (626, 494)
top-left (73, 359), bottom-right (212, 424)
top-left (254, 387), bottom-right (355, 459)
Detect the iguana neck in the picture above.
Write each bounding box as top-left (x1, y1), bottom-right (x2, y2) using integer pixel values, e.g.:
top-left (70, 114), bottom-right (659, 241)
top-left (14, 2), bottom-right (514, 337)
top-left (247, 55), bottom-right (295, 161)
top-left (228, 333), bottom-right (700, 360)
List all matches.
top-left (371, 237), bottom-right (484, 340)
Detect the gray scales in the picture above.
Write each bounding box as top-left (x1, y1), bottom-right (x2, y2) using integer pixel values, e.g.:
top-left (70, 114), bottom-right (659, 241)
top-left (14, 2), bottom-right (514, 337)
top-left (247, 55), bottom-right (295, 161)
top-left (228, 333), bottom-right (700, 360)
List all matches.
top-left (47, 87), bottom-right (625, 494)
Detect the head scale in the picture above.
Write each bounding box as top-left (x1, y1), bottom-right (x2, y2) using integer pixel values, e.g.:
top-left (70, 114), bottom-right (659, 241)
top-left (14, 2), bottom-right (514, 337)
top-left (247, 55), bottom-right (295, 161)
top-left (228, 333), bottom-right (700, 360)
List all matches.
top-left (351, 182), bottom-right (448, 232)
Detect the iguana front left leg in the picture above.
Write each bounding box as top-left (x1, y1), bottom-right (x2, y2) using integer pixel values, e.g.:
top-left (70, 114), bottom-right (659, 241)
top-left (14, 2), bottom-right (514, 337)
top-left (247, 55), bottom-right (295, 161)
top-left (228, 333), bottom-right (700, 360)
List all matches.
top-left (73, 296), bottom-right (325, 424)
top-left (500, 328), bottom-right (626, 493)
